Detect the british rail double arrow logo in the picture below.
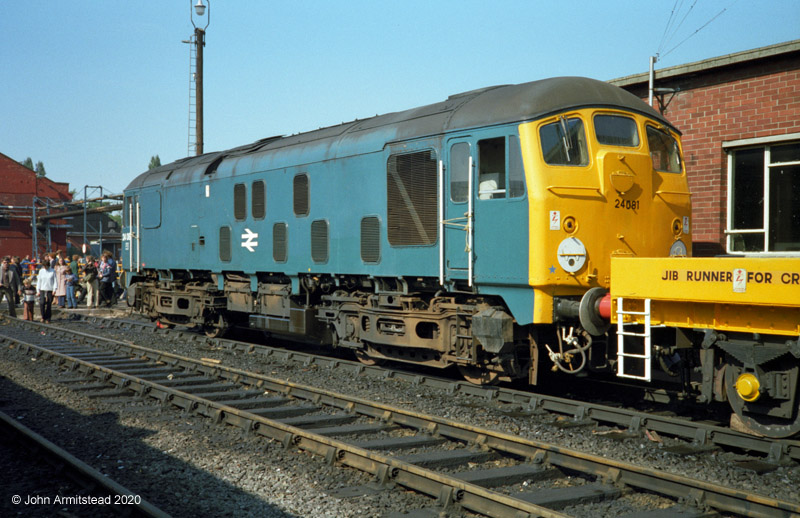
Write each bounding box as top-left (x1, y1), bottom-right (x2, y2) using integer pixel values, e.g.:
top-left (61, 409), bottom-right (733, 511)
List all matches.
top-left (241, 228), bottom-right (258, 252)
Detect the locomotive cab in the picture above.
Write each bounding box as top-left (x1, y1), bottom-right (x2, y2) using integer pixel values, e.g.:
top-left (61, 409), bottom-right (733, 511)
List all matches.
top-left (518, 108), bottom-right (691, 379)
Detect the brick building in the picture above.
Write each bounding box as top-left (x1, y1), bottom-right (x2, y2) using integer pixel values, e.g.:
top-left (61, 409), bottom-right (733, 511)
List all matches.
top-left (0, 152), bottom-right (72, 258)
top-left (611, 40), bottom-right (800, 256)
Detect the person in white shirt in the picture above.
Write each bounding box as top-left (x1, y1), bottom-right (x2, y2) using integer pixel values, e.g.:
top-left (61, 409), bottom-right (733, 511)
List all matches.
top-left (36, 260), bottom-right (57, 323)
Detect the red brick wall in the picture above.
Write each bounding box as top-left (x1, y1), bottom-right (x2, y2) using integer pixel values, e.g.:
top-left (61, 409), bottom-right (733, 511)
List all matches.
top-left (0, 153), bottom-right (72, 257)
top-left (621, 54), bottom-right (800, 255)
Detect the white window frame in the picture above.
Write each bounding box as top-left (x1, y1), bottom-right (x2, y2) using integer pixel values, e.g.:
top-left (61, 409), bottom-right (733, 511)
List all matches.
top-left (724, 133), bottom-right (800, 255)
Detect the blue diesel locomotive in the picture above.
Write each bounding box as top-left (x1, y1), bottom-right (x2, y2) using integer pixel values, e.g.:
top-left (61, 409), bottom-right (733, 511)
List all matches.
top-left (123, 76), bottom-right (691, 385)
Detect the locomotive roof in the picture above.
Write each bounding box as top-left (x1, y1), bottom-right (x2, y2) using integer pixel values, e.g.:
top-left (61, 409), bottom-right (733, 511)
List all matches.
top-left (128, 76), bottom-right (675, 190)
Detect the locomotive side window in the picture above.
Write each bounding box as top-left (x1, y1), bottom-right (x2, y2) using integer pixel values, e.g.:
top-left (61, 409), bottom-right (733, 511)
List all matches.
top-left (139, 190), bottom-right (162, 228)
top-left (273, 222), bottom-right (288, 262)
top-left (540, 117), bottom-right (589, 166)
top-left (294, 174), bottom-right (309, 216)
top-left (387, 150), bottom-right (438, 246)
top-left (252, 180), bottom-right (266, 219)
top-left (311, 219), bottom-right (329, 263)
top-left (450, 143), bottom-right (470, 203)
top-left (508, 135), bottom-right (525, 198)
top-left (478, 137), bottom-right (506, 199)
top-left (219, 226), bottom-right (232, 262)
top-left (360, 216), bottom-right (380, 263)
top-left (233, 183), bottom-right (246, 221)
top-left (594, 115), bottom-right (639, 147)
top-left (647, 126), bottom-right (682, 174)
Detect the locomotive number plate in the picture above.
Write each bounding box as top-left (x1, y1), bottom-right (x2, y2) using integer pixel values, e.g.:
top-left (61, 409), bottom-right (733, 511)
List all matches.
top-left (614, 199), bottom-right (640, 211)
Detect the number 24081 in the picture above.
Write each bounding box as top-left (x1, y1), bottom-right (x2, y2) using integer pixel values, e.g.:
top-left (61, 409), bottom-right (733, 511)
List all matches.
top-left (615, 199), bottom-right (640, 210)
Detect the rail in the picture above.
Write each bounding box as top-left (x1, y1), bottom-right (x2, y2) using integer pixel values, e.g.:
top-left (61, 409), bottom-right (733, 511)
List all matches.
top-left (77, 313), bottom-right (800, 464)
top-left (1, 317), bottom-right (797, 518)
top-left (0, 409), bottom-right (169, 518)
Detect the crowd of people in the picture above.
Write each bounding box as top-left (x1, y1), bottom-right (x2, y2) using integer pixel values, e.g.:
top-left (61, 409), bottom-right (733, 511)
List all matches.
top-left (0, 251), bottom-right (120, 322)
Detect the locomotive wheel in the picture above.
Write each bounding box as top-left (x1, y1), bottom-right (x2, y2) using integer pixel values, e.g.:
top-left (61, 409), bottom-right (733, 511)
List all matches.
top-left (724, 365), bottom-right (800, 438)
top-left (354, 349), bottom-right (385, 366)
top-left (203, 313), bottom-right (228, 338)
top-left (458, 365), bottom-right (501, 386)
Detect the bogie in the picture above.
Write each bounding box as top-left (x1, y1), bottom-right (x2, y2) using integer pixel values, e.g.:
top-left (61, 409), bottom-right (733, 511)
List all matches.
top-left (130, 272), bottom-right (529, 382)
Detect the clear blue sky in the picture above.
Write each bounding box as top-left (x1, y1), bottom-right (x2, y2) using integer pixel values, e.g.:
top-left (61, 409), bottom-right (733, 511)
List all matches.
top-left (2, 1), bottom-right (798, 197)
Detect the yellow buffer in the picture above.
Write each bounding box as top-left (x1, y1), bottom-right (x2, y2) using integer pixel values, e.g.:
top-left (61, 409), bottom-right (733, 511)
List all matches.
top-left (611, 257), bottom-right (800, 337)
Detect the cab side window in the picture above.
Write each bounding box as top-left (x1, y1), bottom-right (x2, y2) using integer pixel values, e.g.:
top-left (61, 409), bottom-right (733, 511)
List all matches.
top-left (647, 126), bottom-right (682, 174)
top-left (449, 143), bottom-right (470, 203)
top-left (476, 136), bottom-right (525, 200)
top-left (508, 135), bottom-right (525, 198)
top-left (540, 117), bottom-right (589, 166)
top-left (478, 137), bottom-right (506, 199)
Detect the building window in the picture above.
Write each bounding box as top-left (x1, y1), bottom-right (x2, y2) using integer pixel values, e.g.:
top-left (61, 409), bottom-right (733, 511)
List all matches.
top-left (727, 140), bottom-right (800, 253)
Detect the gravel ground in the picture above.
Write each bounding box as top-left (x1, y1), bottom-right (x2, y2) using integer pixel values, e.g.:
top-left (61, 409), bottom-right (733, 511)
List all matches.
top-left (2, 308), bottom-right (799, 516)
top-left (0, 413), bottom-right (120, 518)
top-left (0, 315), bottom-right (441, 517)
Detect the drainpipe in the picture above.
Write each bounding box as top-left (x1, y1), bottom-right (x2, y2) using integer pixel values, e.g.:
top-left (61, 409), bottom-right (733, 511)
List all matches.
top-left (649, 55), bottom-right (657, 108)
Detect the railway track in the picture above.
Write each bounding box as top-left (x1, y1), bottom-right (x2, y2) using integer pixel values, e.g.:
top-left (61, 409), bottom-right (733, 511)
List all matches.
top-left (1, 316), bottom-right (797, 517)
top-left (78, 313), bottom-right (800, 465)
top-left (0, 407), bottom-right (169, 517)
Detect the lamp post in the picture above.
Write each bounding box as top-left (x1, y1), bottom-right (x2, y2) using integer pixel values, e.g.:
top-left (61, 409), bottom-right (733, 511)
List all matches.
top-left (191, 0), bottom-right (210, 156)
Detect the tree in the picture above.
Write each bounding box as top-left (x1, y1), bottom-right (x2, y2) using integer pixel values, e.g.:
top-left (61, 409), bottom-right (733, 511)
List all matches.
top-left (18, 157), bottom-right (46, 177)
top-left (149, 155), bottom-right (161, 170)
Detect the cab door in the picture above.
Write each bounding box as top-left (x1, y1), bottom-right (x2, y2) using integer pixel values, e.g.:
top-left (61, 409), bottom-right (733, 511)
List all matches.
top-left (123, 194), bottom-right (140, 273)
top-left (471, 132), bottom-right (528, 286)
top-left (442, 138), bottom-right (474, 286)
